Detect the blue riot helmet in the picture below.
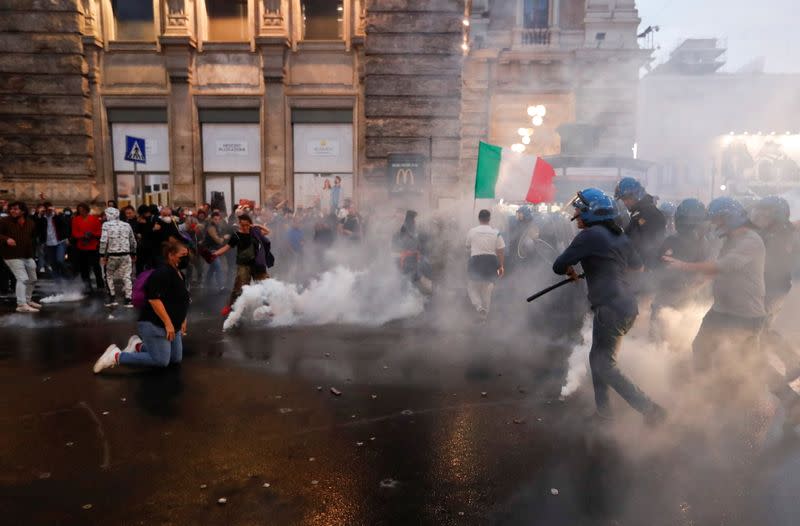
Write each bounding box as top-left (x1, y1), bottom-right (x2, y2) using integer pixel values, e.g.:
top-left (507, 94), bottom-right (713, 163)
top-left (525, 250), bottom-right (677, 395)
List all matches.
top-left (614, 177), bottom-right (646, 201)
top-left (570, 188), bottom-right (619, 225)
top-left (752, 195), bottom-right (791, 228)
top-left (517, 205), bottom-right (534, 222)
top-left (658, 201), bottom-right (677, 218)
top-left (675, 198), bottom-right (707, 234)
top-left (707, 197), bottom-right (749, 235)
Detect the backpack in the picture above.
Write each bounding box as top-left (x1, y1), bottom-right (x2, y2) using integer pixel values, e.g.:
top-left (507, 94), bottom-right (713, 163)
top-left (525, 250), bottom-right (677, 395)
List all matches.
top-left (132, 269), bottom-right (156, 309)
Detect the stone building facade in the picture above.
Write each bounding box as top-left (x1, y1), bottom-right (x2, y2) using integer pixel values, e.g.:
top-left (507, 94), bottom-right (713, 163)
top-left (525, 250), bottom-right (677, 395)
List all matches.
top-left (0, 0), bottom-right (647, 210)
top-left (463, 0), bottom-right (648, 201)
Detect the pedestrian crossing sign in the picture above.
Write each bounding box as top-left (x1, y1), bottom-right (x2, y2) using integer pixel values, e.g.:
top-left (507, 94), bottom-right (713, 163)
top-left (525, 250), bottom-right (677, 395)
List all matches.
top-left (124, 136), bottom-right (146, 164)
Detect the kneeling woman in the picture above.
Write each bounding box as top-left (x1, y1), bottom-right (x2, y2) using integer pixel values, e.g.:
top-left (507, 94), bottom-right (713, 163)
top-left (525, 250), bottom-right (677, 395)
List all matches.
top-left (94, 240), bottom-right (190, 373)
top-left (553, 188), bottom-right (666, 425)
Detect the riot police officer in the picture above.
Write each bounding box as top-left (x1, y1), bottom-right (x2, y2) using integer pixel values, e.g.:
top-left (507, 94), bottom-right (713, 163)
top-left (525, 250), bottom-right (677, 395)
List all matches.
top-left (664, 197), bottom-right (766, 377)
top-left (614, 177), bottom-right (667, 270)
top-left (751, 196), bottom-right (800, 381)
top-left (553, 188), bottom-right (667, 425)
top-left (652, 198), bottom-right (713, 322)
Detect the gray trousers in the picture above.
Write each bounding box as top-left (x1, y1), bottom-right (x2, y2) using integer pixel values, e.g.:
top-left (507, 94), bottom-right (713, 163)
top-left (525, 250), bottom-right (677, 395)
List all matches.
top-left (5, 258), bottom-right (36, 306)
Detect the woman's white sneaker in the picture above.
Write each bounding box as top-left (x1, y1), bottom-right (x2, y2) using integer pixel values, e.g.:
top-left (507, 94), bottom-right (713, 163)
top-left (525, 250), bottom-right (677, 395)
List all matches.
top-left (122, 335), bottom-right (142, 354)
top-left (93, 345), bottom-right (120, 374)
top-left (16, 304), bottom-right (39, 313)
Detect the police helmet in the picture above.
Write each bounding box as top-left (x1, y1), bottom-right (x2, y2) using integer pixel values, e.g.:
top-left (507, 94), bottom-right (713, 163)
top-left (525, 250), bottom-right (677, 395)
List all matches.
top-left (614, 177), bottom-right (645, 201)
top-left (675, 198), bottom-right (707, 233)
top-left (571, 188), bottom-right (619, 224)
top-left (707, 197), bottom-right (749, 233)
top-left (754, 195), bottom-right (790, 224)
top-left (658, 200), bottom-right (677, 217)
top-left (517, 205), bottom-right (534, 221)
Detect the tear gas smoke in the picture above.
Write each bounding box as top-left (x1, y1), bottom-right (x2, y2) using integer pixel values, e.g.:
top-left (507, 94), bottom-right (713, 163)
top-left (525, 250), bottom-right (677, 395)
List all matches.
top-left (559, 302), bottom-right (709, 399)
top-left (40, 292), bottom-right (85, 304)
top-left (560, 317), bottom-right (591, 398)
top-left (223, 266), bottom-right (424, 331)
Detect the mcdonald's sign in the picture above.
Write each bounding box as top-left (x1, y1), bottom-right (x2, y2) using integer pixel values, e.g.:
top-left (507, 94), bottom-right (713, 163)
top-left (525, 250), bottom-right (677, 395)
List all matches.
top-left (388, 153), bottom-right (426, 196)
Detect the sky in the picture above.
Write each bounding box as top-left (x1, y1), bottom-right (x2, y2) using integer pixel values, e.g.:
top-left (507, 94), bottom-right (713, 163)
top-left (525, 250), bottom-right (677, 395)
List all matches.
top-left (637, 0), bottom-right (798, 73)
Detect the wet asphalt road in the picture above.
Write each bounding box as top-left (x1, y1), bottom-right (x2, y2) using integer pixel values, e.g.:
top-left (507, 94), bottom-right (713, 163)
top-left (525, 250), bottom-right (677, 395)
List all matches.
top-left (1, 291), bottom-right (800, 525)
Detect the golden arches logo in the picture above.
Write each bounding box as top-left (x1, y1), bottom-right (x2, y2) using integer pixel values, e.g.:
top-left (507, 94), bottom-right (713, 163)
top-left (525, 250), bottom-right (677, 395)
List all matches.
top-left (396, 168), bottom-right (415, 186)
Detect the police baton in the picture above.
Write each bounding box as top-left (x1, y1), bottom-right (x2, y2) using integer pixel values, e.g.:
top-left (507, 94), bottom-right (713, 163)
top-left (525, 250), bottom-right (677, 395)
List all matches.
top-left (526, 273), bottom-right (585, 303)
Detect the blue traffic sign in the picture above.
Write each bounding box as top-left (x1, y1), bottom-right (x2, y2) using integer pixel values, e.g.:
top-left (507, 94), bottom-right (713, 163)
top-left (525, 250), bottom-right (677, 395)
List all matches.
top-left (124, 136), bottom-right (146, 164)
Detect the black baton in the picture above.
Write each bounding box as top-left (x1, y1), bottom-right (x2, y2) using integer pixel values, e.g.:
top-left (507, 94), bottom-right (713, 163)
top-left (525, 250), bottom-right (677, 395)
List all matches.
top-left (526, 273), bottom-right (585, 302)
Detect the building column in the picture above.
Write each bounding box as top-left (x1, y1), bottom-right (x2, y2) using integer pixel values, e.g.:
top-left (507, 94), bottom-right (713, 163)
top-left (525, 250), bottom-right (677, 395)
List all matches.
top-left (257, 0), bottom-right (289, 206)
top-left (81, 0), bottom-right (106, 201)
top-left (160, 0), bottom-right (197, 206)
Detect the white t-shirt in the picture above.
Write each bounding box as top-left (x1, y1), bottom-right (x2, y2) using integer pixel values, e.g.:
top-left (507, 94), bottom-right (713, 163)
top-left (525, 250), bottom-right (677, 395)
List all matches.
top-left (466, 224), bottom-right (505, 257)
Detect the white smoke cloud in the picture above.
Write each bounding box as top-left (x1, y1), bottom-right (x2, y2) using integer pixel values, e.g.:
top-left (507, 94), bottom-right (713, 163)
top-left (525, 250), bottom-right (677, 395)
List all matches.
top-left (40, 291), bottom-right (85, 304)
top-left (223, 265), bottom-right (424, 331)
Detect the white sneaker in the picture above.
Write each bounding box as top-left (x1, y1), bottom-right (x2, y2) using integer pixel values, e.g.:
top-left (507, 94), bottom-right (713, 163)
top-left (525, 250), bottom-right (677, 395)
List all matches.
top-left (28, 301), bottom-right (42, 309)
top-left (16, 304), bottom-right (39, 313)
top-left (122, 335), bottom-right (142, 354)
top-left (93, 344), bottom-right (120, 374)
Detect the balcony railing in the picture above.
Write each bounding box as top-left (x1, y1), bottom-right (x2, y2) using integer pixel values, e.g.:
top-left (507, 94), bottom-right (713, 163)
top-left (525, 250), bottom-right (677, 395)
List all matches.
top-left (521, 27), bottom-right (551, 46)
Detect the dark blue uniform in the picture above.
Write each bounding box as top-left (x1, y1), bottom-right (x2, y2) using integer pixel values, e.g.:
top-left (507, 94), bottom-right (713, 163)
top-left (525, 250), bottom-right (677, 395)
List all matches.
top-left (554, 225), bottom-right (659, 418)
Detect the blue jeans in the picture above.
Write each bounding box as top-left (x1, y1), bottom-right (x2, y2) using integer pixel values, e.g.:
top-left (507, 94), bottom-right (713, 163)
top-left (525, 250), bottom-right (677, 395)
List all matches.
top-left (44, 242), bottom-right (67, 279)
top-left (205, 257), bottom-right (223, 289)
top-left (590, 305), bottom-right (656, 416)
top-left (119, 321), bottom-right (183, 368)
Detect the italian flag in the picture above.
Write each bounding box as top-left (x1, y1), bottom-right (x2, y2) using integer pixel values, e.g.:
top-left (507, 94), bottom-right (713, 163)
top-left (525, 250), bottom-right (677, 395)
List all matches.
top-left (474, 141), bottom-right (556, 203)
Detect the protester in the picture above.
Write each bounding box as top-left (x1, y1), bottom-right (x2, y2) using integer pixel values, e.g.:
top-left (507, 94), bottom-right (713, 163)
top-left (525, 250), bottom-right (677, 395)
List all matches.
top-left (72, 203), bottom-right (104, 293)
top-left (134, 204), bottom-right (156, 272)
top-left (0, 202), bottom-right (41, 313)
top-left (554, 188), bottom-right (666, 425)
top-left (122, 205), bottom-right (137, 227)
top-left (339, 204), bottom-right (363, 241)
top-left (36, 201), bottom-right (69, 280)
top-left (466, 209), bottom-right (505, 320)
top-left (664, 197), bottom-right (766, 378)
top-left (203, 211), bottom-right (229, 291)
top-left (213, 214), bottom-right (272, 315)
top-left (99, 207), bottom-right (137, 308)
top-left (93, 240), bottom-right (190, 373)
top-left (614, 177), bottom-right (667, 270)
top-left (153, 206), bottom-right (182, 249)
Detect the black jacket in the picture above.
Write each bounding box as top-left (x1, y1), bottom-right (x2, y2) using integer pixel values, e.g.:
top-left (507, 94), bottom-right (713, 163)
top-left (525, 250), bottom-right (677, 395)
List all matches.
top-left (36, 213), bottom-right (70, 243)
top-left (624, 194), bottom-right (666, 269)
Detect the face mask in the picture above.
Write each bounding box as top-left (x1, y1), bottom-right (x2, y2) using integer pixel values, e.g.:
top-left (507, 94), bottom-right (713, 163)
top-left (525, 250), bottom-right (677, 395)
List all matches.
top-left (178, 255), bottom-right (190, 269)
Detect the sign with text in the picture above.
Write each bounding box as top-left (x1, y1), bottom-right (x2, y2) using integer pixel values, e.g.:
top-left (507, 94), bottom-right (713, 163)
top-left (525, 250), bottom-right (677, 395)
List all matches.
top-left (216, 141), bottom-right (248, 156)
top-left (388, 154), bottom-right (427, 196)
top-left (308, 139), bottom-right (340, 157)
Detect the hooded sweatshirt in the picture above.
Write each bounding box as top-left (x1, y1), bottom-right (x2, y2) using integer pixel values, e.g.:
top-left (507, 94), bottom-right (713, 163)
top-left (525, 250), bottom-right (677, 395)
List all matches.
top-left (99, 207), bottom-right (137, 256)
